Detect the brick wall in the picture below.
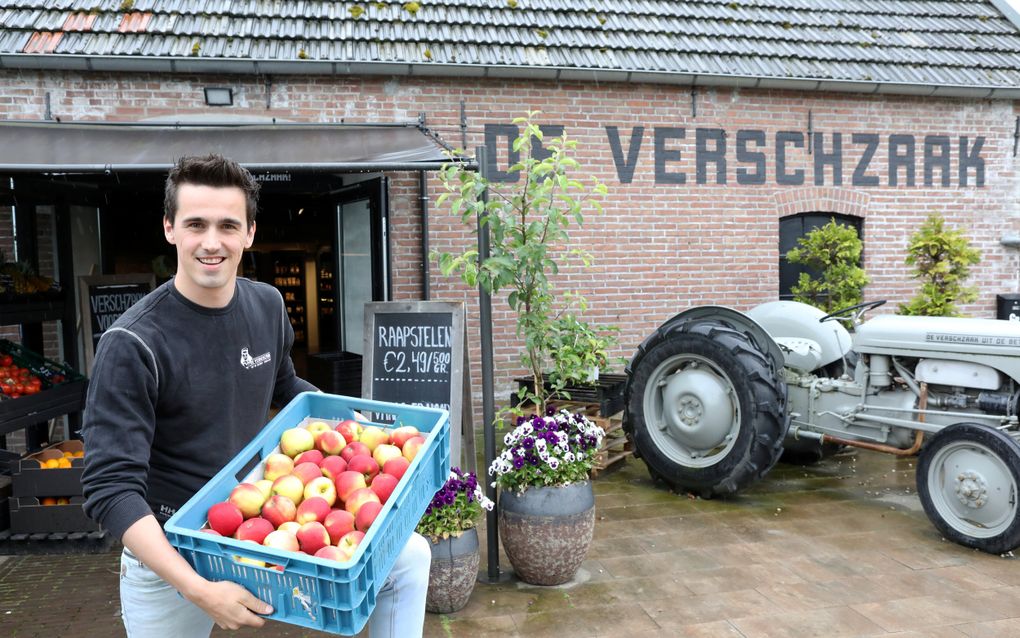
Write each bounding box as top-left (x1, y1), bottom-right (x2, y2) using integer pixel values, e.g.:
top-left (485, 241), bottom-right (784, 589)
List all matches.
top-left (2, 69), bottom-right (1018, 418)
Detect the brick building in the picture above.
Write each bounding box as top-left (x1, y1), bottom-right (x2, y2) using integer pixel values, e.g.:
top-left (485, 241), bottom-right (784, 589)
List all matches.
top-left (1, 0), bottom-right (1019, 426)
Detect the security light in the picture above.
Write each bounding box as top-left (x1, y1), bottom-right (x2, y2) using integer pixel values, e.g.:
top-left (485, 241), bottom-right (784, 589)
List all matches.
top-left (204, 87), bottom-right (233, 107)
top-left (1001, 234), bottom-right (1020, 249)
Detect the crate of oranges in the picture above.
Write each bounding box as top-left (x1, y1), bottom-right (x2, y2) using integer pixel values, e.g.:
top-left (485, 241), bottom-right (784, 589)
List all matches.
top-left (12, 440), bottom-right (86, 498)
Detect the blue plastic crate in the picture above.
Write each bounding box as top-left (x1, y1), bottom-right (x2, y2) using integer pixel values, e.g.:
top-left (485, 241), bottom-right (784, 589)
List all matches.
top-left (165, 392), bottom-right (450, 636)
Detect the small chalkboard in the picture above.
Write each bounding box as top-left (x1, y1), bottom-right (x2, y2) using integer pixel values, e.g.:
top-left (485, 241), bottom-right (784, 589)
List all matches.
top-left (362, 301), bottom-right (470, 468)
top-left (79, 274), bottom-right (156, 374)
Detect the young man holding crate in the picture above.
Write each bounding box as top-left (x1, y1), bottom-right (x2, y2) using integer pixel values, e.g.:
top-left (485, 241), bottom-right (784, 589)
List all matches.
top-left (81, 154), bottom-right (430, 637)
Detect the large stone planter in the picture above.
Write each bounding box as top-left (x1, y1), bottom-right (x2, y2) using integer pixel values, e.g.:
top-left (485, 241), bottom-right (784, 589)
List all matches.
top-left (425, 527), bottom-right (480, 614)
top-left (498, 481), bottom-right (595, 586)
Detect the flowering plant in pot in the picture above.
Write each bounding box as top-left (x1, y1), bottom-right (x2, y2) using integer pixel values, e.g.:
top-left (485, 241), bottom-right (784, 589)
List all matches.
top-left (416, 468), bottom-right (493, 613)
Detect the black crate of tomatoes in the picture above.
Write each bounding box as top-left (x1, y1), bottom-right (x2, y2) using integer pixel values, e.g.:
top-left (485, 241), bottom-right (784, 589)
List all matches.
top-left (0, 340), bottom-right (87, 428)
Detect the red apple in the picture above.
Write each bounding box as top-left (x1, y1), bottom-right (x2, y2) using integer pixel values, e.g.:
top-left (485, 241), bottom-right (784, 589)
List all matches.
top-left (296, 496), bottom-right (331, 525)
top-left (320, 455), bottom-right (348, 480)
top-left (372, 443), bottom-right (403, 469)
top-left (291, 462), bottom-right (323, 486)
top-left (358, 426), bottom-right (390, 452)
top-left (207, 501), bottom-right (244, 536)
top-left (314, 545), bottom-right (346, 562)
top-left (306, 420), bottom-right (333, 441)
top-left (234, 517), bottom-right (274, 544)
top-left (336, 530), bottom-right (365, 561)
top-left (296, 521), bottom-right (330, 555)
top-left (334, 471), bottom-right (368, 502)
top-left (323, 509), bottom-right (356, 544)
top-left (402, 436), bottom-right (426, 462)
top-left (344, 487), bottom-right (381, 516)
top-left (201, 528), bottom-right (222, 536)
top-left (370, 473), bottom-right (399, 505)
top-left (271, 474), bottom-right (305, 506)
top-left (263, 529), bottom-right (299, 552)
top-left (336, 419), bottom-right (363, 443)
top-left (354, 500), bottom-right (383, 532)
top-left (347, 454), bottom-right (380, 483)
top-left (382, 457), bottom-right (410, 481)
top-left (304, 476), bottom-right (337, 507)
top-left (340, 441), bottom-right (371, 463)
top-left (294, 449), bottom-right (325, 467)
top-left (263, 453), bottom-right (296, 481)
top-left (228, 483), bottom-right (267, 519)
top-left (389, 425), bottom-right (421, 449)
top-left (261, 495), bottom-right (297, 528)
top-left (279, 427), bottom-right (315, 457)
top-left (316, 430), bottom-right (347, 456)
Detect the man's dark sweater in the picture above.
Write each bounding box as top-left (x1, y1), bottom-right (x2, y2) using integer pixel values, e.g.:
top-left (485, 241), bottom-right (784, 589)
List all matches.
top-left (81, 278), bottom-right (316, 538)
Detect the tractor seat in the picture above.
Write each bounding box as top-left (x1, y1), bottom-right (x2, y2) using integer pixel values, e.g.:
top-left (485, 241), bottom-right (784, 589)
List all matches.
top-left (775, 337), bottom-right (822, 373)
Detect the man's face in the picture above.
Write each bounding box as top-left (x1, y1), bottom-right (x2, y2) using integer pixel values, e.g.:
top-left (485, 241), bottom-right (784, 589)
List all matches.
top-left (164, 183), bottom-right (255, 307)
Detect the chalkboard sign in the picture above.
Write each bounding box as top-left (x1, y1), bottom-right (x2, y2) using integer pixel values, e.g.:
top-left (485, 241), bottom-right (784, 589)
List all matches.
top-left (79, 274), bottom-right (156, 374)
top-left (363, 301), bottom-right (468, 466)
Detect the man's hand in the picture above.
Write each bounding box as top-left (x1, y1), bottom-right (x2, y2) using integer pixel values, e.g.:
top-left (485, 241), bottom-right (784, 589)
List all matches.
top-left (190, 579), bottom-right (273, 630)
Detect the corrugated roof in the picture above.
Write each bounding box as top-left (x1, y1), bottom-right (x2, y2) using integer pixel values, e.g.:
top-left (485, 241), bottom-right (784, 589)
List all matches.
top-left (0, 0), bottom-right (1018, 93)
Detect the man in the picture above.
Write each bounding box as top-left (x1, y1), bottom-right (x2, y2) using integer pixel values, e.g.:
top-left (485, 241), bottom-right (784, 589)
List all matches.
top-left (82, 154), bottom-right (429, 637)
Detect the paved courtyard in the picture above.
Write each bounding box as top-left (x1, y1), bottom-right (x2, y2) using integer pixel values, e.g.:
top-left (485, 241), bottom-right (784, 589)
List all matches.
top-left (3, 448), bottom-right (1020, 637)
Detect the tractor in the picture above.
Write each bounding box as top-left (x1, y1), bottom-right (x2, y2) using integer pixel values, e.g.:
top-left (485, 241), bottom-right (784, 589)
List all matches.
top-left (624, 300), bottom-right (1020, 554)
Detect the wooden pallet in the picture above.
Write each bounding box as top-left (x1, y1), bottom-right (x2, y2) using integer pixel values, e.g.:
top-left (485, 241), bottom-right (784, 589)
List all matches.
top-left (525, 401), bottom-right (634, 478)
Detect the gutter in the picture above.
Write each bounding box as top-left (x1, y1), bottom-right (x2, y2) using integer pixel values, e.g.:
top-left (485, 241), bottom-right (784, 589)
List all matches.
top-left (1, 54), bottom-right (1018, 100)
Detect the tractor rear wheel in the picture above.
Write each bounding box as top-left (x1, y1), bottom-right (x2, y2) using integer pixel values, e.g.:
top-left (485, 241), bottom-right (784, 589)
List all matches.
top-left (625, 319), bottom-right (788, 498)
top-left (916, 422), bottom-right (1020, 554)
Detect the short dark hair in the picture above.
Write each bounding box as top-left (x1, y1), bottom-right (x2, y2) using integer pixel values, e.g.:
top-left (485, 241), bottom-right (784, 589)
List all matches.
top-left (164, 154), bottom-right (260, 228)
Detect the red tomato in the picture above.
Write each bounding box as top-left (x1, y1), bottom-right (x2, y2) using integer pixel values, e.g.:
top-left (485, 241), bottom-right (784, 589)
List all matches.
top-left (0, 355), bottom-right (11, 366)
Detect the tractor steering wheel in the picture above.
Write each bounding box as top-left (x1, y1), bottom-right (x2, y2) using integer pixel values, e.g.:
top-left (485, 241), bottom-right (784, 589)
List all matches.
top-left (819, 299), bottom-right (887, 325)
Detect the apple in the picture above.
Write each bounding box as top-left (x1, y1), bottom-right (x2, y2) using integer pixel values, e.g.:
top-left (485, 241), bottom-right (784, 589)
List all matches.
top-left (261, 495), bottom-right (297, 528)
top-left (201, 528), bottom-right (222, 536)
top-left (234, 517), bottom-right (274, 544)
top-left (402, 436), bottom-right (426, 462)
top-left (277, 521), bottom-right (302, 535)
top-left (358, 426), bottom-right (390, 452)
top-left (296, 496), bottom-right (331, 525)
top-left (347, 454), bottom-right (379, 483)
top-left (304, 476), bottom-right (338, 507)
top-left (254, 479), bottom-right (274, 501)
top-left (263, 453), bottom-right (295, 481)
top-left (306, 420), bottom-right (333, 441)
top-left (294, 449), bottom-right (325, 467)
top-left (382, 456), bottom-right (410, 481)
top-left (279, 427), bottom-right (315, 457)
top-left (263, 529), bottom-right (299, 552)
top-left (228, 483), bottom-right (266, 519)
top-left (235, 556), bottom-right (267, 568)
top-left (354, 500), bottom-right (382, 532)
top-left (344, 487), bottom-right (381, 516)
top-left (340, 441), bottom-right (371, 463)
top-left (336, 530), bottom-right (366, 561)
top-left (207, 501), bottom-right (244, 537)
top-left (292, 462), bottom-right (323, 486)
top-left (323, 509), bottom-right (356, 544)
top-left (320, 455), bottom-right (348, 480)
top-left (316, 430), bottom-right (347, 456)
top-left (314, 545), bottom-right (346, 562)
top-left (271, 474), bottom-right (305, 505)
top-left (334, 471), bottom-right (368, 502)
top-left (336, 419), bottom-right (363, 443)
top-left (370, 473), bottom-right (399, 505)
top-left (372, 443), bottom-right (403, 469)
top-left (389, 425), bottom-right (421, 449)
top-left (296, 521), bottom-right (330, 555)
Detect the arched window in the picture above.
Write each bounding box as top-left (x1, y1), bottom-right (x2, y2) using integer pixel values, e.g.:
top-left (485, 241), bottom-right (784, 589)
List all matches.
top-left (779, 213), bottom-right (863, 301)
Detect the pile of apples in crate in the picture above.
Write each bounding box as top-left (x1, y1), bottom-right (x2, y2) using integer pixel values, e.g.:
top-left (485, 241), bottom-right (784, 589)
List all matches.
top-left (204, 419), bottom-right (426, 565)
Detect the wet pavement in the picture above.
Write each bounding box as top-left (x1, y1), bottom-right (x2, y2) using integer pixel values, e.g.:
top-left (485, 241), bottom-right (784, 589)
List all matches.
top-left (3, 448), bottom-right (1020, 637)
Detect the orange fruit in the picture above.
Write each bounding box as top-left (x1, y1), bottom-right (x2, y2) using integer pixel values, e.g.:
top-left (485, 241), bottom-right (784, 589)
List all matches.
top-left (73, 451), bottom-right (84, 458)
top-left (40, 497), bottom-right (57, 506)
top-left (62, 451), bottom-right (74, 458)
top-left (56, 497), bottom-right (70, 505)
top-left (43, 458), bottom-right (60, 469)
top-left (57, 457), bottom-right (72, 469)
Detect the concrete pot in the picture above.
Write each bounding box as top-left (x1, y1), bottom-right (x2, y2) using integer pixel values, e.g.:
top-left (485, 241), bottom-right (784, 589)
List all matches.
top-left (425, 527), bottom-right (479, 614)
top-left (498, 481), bottom-right (595, 586)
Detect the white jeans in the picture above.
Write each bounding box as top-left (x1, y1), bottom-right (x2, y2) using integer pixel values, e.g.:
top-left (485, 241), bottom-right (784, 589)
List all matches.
top-left (120, 533), bottom-right (431, 638)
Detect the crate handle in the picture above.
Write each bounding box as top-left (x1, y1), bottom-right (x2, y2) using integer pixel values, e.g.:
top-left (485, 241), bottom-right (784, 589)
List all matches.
top-left (234, 450), bottom-right (264, 483)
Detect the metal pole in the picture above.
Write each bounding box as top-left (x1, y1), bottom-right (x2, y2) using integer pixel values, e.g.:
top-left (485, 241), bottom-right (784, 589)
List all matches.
top-left (419, 170), bottom-right (430, 300)
top-left (475, 145), bottom-right (501, 581)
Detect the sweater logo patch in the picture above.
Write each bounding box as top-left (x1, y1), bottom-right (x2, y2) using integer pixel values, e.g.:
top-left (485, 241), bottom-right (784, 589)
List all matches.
top-left (241, 347), bottom-right (272, 369)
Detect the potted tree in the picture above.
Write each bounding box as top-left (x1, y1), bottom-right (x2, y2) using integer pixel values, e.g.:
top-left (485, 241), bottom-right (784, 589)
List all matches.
top-left (435, 112), bottom-right (613, 584)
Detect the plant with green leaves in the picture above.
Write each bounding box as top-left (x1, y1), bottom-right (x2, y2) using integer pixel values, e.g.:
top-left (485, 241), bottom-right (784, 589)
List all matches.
top-left (787, 218), bottom-right (869, 314)
top-left (435, 112), bottom-right (613, 415)
top-left (899, 214), bottom-right (981, 317)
